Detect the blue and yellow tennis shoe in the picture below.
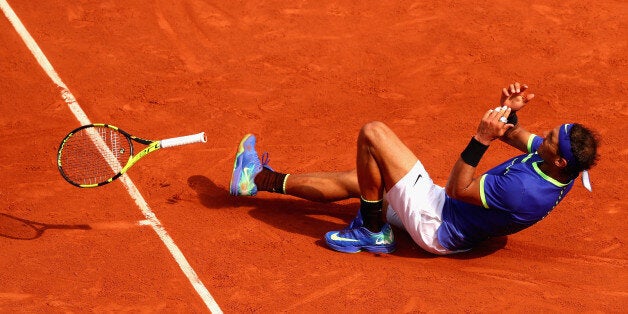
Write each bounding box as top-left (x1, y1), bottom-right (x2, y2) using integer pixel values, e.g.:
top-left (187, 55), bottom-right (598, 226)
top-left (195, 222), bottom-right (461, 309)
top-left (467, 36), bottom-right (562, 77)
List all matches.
top-left (345, 210), bottom-right (364, 230)
top-left (325, 223), bottom-right (396, 254)
top-left (230, 134), bottom-right (263, 196)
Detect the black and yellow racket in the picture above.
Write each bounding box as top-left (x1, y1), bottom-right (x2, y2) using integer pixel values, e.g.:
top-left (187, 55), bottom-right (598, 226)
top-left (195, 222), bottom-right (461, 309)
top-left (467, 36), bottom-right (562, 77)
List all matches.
top-left (57, 123), bottom-right (207, 188)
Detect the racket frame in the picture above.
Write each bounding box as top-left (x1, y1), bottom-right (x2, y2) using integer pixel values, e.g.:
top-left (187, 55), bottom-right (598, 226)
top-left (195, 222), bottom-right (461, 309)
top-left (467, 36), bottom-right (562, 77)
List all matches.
top-left (57, 123), bottom-right (195, 188)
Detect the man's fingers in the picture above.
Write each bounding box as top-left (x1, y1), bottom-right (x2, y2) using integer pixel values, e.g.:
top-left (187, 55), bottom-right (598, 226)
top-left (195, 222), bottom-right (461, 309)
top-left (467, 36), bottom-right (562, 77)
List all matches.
top-left (497, 107), bottom-right (511, 123)
top-left (502, 87), bottom-right (510, 98)
top-left (491, 106), bottom-right (510, 120)
top-left (525, 93), bottom-right (535, 102)
top-left (492, 105), bottom-right (506, 118)
top-left (502, 108), bottom-right (514, 130)
top-left (504, 82), bottom-right (530, 96)
top-left (503, 107), bottom-right (512, 117)
top-left (483, 108), bottom-right (494, 119)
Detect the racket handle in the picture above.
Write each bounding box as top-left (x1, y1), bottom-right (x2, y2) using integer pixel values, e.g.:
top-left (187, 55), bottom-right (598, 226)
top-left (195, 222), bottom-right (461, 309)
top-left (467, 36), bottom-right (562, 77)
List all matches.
top-left (160, 132), bottom-right (207, 148)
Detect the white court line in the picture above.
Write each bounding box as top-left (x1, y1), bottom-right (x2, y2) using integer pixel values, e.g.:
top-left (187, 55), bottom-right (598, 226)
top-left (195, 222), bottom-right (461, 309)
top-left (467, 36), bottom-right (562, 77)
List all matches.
top-left (0, 1), bottom-right (222, 313)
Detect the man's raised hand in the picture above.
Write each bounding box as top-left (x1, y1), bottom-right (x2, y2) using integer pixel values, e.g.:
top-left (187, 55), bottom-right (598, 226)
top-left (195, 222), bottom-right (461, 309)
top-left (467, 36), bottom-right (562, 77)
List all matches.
top-left (475, 106), bottom-right (514, 145)
top-left (500, 82), bottom-right (534, 112)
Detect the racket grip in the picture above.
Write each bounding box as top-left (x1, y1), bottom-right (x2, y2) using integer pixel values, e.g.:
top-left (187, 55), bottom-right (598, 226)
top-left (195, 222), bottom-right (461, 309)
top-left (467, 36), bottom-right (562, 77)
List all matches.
top-left (160, 132), bottom-right (207, 148)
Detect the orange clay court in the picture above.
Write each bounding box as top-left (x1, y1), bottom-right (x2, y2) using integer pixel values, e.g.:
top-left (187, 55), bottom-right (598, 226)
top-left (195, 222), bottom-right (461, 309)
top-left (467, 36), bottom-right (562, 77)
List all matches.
top-left (0, 1), bottom-right (626, 312)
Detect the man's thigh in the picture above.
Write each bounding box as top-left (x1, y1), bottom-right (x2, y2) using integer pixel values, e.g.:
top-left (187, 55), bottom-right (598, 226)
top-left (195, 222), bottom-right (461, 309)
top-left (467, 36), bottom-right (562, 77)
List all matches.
top-left (371, 123), bottom-right (419, 190)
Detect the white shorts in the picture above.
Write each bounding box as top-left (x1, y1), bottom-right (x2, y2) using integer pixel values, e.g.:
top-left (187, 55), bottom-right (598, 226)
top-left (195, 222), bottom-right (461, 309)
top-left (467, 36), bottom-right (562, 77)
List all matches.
top-left (385, 160), bottom-right (454, 255)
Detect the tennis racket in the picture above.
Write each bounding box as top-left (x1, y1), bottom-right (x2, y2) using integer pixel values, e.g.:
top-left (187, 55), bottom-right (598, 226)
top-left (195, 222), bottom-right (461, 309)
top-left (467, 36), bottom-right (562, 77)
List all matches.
top-left (57, 123), bottom-right (207, 188)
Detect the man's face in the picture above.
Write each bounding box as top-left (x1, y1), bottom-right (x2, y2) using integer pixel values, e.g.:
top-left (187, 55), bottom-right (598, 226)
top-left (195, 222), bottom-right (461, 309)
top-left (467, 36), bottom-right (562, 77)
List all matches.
top-left (538, 126), bottom-right (562, 163)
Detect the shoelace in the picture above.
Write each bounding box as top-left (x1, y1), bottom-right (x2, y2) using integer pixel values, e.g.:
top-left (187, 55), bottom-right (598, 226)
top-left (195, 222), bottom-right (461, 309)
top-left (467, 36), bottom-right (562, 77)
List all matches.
top-left (343, 213), bottom-right (363, 231)
top-left (260, 152), bottom-right (274, 171)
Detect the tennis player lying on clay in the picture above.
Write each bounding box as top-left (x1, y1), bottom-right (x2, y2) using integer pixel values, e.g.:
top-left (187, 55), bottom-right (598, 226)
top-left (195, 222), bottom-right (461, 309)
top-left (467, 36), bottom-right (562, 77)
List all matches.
top-left (229, 82), bottom-right (599, 255)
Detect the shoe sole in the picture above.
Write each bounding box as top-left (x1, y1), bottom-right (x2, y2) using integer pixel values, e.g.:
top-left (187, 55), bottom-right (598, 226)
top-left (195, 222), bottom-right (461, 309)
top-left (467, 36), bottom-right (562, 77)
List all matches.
top-left (326, 241), bottom-right (396, 254)
top-left (229, 134), bottom-right (253, 195)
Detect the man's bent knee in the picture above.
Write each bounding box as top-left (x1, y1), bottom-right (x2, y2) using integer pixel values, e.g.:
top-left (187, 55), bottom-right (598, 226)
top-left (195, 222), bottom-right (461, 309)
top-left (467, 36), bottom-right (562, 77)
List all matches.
top-left (360, 121), bottom-right (392, 145)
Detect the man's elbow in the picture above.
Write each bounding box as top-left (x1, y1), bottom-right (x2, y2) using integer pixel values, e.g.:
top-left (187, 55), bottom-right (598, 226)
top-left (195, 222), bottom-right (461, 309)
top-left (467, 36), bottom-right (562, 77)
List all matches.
top-left (445, 184), bottom-right (461, 199)
top-left (446, 184), bottom-right (474, 203)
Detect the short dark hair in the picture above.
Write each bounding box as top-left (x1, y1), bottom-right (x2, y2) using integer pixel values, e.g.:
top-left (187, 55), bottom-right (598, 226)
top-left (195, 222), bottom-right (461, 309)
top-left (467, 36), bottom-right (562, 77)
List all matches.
top-left (565, 124), bottom-right (600, 178)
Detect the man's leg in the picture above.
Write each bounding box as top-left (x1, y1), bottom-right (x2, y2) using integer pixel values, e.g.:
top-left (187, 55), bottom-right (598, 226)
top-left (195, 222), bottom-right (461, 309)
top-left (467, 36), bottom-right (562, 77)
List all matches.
top-left (231, 124), bottom-right (417, 204)
top-left (324, 121), bottom-right (419, 253)
top-left (357, 122), bottom-right (420, 194)
top-left (261, 120), bottom-right (418, 205)
top-left (282, 170), bottom-right (360, 202)
top-left (230, 134), bottom-right (360, 202)
top-left (356, 121), bottom-right (419, 230)
top-left (230, 125), bottom-right (418, 254)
